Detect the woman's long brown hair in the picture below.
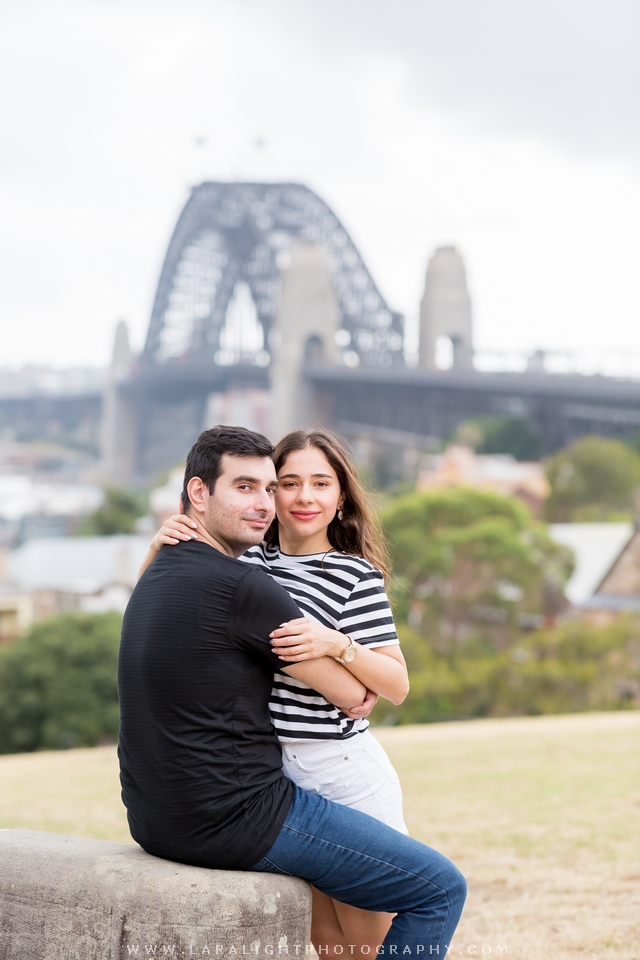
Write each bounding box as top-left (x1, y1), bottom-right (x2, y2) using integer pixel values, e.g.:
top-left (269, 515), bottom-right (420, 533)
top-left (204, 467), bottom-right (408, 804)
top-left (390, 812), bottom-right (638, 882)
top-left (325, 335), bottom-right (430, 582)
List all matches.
top-left (264, 428), bottom-right (389, 583)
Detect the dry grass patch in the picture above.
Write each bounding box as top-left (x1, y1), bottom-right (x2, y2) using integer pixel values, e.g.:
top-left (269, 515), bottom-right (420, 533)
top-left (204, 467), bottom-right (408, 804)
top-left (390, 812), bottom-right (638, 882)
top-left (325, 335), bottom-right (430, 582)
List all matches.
top-left (0, 745), bottom-right (130, 842)
top-left (0, 712), bottom-right (638, 958)
top-left (376, 712), bottom-right (640, 960)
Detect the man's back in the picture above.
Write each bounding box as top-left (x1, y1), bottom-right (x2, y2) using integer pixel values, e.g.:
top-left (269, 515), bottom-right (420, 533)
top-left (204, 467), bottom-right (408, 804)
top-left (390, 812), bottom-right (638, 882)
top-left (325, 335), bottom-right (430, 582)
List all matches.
top-left (118, 539), bottom-right (300, 869)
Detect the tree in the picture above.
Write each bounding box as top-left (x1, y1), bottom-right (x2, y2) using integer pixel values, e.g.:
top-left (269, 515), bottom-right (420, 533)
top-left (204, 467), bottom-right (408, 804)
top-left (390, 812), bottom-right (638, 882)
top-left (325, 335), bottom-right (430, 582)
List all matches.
top-left (456, 416), bottom-right (543, 461)
top-left (382, 487), bottom-right (573, 654)
top-left (78, 488), bottom-right (147, 536)
top-left (545, 436), bottom-right (640, 522)
top-left (0, 612), bottom-right (121, 754)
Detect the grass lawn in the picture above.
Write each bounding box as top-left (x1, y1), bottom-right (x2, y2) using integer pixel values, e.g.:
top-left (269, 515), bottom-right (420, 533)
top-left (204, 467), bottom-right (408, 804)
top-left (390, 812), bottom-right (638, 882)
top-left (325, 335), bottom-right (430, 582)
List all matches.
top-left (1, 711), bottom-right (639, 959)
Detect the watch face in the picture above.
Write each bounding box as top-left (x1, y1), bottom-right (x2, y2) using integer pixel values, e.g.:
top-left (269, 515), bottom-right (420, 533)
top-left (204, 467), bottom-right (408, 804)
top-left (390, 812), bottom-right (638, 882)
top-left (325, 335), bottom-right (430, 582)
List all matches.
top-left (343, 645), bottom-right (357, 663)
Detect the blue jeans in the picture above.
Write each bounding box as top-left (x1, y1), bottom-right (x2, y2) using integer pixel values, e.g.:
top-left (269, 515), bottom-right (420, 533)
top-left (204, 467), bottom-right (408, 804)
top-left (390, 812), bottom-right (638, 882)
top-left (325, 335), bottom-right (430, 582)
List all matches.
top-left (251, 784), bottom-right (466, 954)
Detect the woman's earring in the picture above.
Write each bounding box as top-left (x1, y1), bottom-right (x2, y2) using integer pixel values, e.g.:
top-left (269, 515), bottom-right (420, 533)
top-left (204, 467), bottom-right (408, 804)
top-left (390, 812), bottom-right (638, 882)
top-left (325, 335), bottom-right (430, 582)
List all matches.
top-left (337, 508), bottom-right (344, 521)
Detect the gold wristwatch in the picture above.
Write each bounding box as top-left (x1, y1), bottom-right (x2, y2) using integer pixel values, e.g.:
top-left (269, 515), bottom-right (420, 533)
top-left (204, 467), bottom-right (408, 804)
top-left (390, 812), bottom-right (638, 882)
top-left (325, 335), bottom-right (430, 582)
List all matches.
top-left (335, 635), bottom-right (356, 664)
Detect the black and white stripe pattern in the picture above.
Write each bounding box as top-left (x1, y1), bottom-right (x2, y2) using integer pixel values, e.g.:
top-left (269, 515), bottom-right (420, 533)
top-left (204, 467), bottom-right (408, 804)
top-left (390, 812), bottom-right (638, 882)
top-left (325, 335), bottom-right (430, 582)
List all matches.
top-left (241, 543), bottom-right (399, 740)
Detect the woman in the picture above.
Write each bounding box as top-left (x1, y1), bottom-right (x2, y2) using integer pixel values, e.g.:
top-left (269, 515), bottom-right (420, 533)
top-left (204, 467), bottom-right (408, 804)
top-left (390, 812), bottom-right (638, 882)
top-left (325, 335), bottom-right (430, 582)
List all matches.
top-left (141, 429), bottom-right (409, 959)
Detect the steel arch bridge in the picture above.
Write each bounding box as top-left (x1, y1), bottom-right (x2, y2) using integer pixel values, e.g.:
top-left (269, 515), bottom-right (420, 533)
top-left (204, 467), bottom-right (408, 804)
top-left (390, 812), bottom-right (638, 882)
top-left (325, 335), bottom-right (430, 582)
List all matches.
top-left (142, 181), bottom-right (404, 375)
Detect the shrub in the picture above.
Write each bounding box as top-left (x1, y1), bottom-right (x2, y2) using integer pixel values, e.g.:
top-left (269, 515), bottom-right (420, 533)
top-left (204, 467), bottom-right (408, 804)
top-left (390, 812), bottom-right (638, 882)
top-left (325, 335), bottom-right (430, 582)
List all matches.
top-left (0, 612), bottom-right (121, 754)
top-left (373, 619), bottom-right (640, 726)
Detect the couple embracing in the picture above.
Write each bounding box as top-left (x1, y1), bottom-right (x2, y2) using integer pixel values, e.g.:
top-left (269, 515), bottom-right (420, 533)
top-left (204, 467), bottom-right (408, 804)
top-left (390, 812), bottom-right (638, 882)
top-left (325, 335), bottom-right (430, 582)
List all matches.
top-left (118, 425), bottom-right (466, 958)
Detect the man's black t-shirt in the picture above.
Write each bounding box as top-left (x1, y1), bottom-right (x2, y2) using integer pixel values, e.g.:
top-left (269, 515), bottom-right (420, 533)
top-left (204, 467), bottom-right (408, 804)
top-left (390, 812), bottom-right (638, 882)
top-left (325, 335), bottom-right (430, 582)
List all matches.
top-left (118, 539), bottom-right (301, 869)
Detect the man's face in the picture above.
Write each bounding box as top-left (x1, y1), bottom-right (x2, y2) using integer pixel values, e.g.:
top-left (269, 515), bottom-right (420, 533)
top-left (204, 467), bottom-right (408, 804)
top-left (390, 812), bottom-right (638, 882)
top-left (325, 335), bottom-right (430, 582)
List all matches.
top-left (199, 454), bottom-right (277, 556)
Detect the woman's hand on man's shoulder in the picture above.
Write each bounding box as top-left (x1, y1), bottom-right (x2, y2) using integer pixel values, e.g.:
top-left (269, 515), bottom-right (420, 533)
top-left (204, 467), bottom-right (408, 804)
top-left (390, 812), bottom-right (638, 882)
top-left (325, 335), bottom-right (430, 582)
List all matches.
top-left (152, 513), bottom-right (199, 550)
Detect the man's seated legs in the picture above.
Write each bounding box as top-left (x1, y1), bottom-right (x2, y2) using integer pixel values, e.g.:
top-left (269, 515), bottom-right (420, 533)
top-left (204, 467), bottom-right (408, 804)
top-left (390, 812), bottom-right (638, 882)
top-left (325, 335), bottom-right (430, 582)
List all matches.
top-left (251, 785), bottom-right (467, 954)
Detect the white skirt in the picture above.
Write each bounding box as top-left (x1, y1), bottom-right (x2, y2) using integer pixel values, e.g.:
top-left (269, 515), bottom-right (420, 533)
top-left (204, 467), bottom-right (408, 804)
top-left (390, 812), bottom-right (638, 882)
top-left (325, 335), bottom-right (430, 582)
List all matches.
top-left (280, 729), bottom-right (409, 834)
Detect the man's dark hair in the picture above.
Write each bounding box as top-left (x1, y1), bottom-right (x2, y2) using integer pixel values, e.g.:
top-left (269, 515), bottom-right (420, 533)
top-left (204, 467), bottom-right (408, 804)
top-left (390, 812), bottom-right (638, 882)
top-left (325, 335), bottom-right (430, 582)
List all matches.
top-left (181, 425), bottom-right (275, 511)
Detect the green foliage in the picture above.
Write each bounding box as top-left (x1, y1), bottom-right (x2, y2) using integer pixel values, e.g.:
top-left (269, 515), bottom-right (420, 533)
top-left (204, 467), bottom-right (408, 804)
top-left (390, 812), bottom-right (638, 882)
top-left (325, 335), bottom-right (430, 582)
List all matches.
top-left (78, 488), bottom-right (147, 536)
top-left (382, 487), bottom-right (573, 652)
top-left (456, 416), bottom-right (543, 461)
top-left (373, 618), bottom-right (640, 725)
top-left (545, 436), bottom-right (640, 522)
top-left (0, 613), bottom-right (121, 754)
top-left (626, 429), bottom-right (640, 455)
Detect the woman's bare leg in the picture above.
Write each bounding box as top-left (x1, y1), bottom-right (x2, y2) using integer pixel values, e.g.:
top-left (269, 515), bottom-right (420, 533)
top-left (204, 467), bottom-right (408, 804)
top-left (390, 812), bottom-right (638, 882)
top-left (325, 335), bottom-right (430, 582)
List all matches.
top-left (311, 888), bottom-right (347, 958)
top-left (311, 887), bottom-right (394, 960)
top-left (333, 901), bottom-right (394, 958)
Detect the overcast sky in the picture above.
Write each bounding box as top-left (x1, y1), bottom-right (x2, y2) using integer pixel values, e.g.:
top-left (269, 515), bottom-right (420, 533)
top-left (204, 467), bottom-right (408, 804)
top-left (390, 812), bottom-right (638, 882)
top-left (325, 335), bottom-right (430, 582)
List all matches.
top-left (1, 0), bottom-right (638, 369)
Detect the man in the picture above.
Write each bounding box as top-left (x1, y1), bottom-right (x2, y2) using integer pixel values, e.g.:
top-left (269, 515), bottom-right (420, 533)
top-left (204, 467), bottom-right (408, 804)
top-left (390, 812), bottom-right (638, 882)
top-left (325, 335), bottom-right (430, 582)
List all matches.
top-left (118, 426), bottom-right (466, 954)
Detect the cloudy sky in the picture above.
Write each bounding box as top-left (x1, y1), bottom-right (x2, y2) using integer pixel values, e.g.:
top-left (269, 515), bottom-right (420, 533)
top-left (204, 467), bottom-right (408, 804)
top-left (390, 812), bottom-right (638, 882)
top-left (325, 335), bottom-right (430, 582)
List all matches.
top-left (1, 0), bottom-right (638, 370)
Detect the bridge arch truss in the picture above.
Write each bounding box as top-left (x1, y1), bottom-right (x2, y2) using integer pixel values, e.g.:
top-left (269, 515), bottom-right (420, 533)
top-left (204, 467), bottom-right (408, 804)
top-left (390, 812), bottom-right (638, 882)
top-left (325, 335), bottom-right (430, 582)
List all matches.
top-left (142, 182), bottom-right (404, 373)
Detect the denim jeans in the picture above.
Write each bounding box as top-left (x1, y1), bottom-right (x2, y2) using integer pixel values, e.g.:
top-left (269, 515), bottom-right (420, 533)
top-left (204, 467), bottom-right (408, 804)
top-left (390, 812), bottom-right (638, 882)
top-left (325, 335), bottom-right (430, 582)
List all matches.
top-left (251, 783), bottom-right (466, 954)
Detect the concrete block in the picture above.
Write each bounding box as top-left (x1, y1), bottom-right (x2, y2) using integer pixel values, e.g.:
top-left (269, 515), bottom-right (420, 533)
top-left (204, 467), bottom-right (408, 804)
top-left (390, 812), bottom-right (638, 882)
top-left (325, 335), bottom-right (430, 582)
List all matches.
top-left (0, 830), bottom-right (312, 960)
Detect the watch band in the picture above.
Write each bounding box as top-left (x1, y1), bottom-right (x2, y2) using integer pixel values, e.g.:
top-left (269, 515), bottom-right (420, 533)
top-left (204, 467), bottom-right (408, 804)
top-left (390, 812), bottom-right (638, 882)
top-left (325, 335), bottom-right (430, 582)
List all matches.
top-left (335, 635), bottom-right (356, 664)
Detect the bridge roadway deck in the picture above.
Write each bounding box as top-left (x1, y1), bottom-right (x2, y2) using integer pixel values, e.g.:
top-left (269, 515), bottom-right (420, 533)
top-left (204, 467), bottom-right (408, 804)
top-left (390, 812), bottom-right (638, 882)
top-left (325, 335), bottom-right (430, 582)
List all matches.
top-left (2, 366), bottom-right (640, 475)
top-left (306, 365), bottom-right (640, 453)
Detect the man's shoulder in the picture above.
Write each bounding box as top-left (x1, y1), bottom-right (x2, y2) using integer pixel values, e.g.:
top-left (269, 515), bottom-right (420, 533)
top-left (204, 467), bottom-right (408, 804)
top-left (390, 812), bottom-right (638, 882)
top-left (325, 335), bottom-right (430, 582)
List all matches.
top-left (231, 558), bottom-right (302, 625)
top-left (234, 558), bottom-right (291, 600)
top-left (147, 541), bottom-right (295, 611)
top-left (154, 540), bottom-right (245, 575)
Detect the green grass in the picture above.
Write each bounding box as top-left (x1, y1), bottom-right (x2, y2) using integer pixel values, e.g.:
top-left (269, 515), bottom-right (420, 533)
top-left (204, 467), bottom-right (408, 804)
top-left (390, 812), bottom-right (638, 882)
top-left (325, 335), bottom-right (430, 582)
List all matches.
top-left (1, 711), bottom-right (639, 959)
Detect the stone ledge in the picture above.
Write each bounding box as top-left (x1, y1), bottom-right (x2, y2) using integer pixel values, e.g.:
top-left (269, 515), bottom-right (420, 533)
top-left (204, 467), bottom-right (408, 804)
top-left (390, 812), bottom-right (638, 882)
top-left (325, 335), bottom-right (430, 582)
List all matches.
top-left (0, 829), bottom-right (312, 960)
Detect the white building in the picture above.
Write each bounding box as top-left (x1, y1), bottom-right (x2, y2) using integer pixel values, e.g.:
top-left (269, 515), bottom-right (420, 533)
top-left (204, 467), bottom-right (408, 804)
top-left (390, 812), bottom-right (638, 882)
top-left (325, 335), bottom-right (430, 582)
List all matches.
top-left (0, 535), bottom-right (151, 641)
top-left (548, 522), bottom-right (634, 607)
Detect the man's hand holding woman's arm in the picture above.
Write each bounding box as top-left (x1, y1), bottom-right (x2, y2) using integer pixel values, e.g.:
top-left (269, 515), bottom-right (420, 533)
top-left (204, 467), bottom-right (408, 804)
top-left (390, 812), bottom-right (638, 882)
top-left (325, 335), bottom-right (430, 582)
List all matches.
top-left (341, 688), bottom-right (379, 719)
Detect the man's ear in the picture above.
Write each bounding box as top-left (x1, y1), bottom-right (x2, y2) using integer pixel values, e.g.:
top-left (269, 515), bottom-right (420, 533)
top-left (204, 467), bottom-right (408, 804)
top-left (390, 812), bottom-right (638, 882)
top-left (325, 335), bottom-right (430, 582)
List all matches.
top-left (186, 477), bottom-right (208, 514)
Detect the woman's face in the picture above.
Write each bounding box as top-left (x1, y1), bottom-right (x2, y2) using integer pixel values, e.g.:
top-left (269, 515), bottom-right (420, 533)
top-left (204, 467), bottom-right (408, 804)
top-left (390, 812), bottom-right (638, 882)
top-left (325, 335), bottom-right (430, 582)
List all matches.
top-left (275, 446), bottom-right (342, 545)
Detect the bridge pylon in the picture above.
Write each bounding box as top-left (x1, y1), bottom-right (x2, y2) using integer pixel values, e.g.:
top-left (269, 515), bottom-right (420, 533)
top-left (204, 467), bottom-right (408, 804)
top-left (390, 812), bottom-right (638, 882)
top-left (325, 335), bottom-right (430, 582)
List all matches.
top-left (419, 246), bottom-right (474, 370)
top-left (101, 320), bottom-right (136, 485)
top-left (269, 242), bottom-right (340, 439)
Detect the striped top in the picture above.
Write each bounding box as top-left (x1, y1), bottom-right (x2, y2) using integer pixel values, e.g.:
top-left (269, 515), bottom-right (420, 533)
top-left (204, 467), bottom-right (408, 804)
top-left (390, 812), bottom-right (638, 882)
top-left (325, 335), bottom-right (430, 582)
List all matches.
top-left (240, 543), bottom-right (399, 741)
